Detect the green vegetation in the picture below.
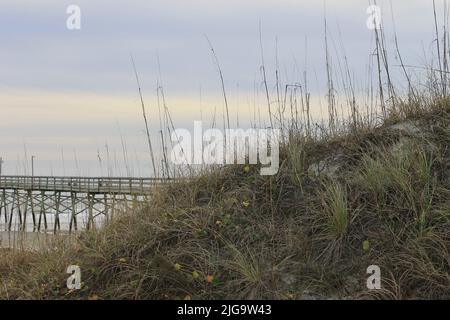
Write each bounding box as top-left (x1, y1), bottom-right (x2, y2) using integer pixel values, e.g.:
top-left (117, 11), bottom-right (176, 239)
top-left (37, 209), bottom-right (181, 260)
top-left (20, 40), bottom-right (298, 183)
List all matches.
top-left (2, 3), bottom-right (450, 300)
top-left (1, 98), bottom-right (449, 300)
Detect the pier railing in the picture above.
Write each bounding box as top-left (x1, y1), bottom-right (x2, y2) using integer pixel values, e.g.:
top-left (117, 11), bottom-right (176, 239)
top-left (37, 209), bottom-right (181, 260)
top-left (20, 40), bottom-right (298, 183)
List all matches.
top-left (0, 176), bottom-right (165, 195)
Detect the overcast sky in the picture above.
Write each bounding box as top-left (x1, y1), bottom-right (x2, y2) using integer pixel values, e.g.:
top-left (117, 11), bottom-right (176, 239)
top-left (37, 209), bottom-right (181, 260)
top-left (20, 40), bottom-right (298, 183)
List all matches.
top-left (0, 0), bottom-right (444, 176)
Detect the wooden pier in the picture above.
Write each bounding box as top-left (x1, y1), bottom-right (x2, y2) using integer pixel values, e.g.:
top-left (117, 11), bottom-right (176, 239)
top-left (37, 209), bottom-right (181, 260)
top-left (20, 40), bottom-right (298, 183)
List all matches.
top-left (0, 176), bottom-right (164, 233)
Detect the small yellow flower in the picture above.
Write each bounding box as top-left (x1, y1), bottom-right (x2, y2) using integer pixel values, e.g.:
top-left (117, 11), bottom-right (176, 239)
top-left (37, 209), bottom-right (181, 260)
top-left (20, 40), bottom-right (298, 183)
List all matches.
top-left (118, 258), bottom-right (127, 263)
top-left (363, 240), bottom-right (370, 251)
top-left (174, 263), bottom-right (182, 271)
top-left (206, 275), bottom-right (215, 283)
top-left (243, 165), bottom-right (250, 173)
top-left (192, 271), bottom-right (200, 279)
top-left (242, 201), bottom-right (250, 207)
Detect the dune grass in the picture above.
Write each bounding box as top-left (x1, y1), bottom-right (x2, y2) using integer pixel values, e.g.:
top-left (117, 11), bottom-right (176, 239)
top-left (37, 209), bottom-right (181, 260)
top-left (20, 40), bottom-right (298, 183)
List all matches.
top-left (2, 5), bottom-right (450, 300)
top-left (0, 97), bottom-right (448, 300)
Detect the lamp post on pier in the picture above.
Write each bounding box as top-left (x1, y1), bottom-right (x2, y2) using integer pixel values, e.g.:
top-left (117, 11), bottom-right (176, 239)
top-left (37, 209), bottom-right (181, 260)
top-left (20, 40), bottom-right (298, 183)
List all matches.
top-left (31, 155), bottom-right (36, 188)
top-left (31, 155), bottom-right (36, 177)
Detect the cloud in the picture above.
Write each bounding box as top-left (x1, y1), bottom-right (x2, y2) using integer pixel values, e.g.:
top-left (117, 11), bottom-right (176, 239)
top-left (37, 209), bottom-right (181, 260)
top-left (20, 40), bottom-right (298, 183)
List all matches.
top-left (0, 0), bottom-right (442, 175)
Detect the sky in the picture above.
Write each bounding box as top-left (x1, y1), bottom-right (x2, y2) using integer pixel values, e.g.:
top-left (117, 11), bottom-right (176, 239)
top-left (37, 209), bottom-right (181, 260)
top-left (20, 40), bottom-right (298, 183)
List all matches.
top-left (0, 0), bottom-right (445, 176)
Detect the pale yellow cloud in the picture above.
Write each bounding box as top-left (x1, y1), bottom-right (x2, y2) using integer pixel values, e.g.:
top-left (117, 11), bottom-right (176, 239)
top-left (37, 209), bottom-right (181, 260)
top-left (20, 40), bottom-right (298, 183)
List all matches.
top-left (0, 87), bottom-right (260, 128)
